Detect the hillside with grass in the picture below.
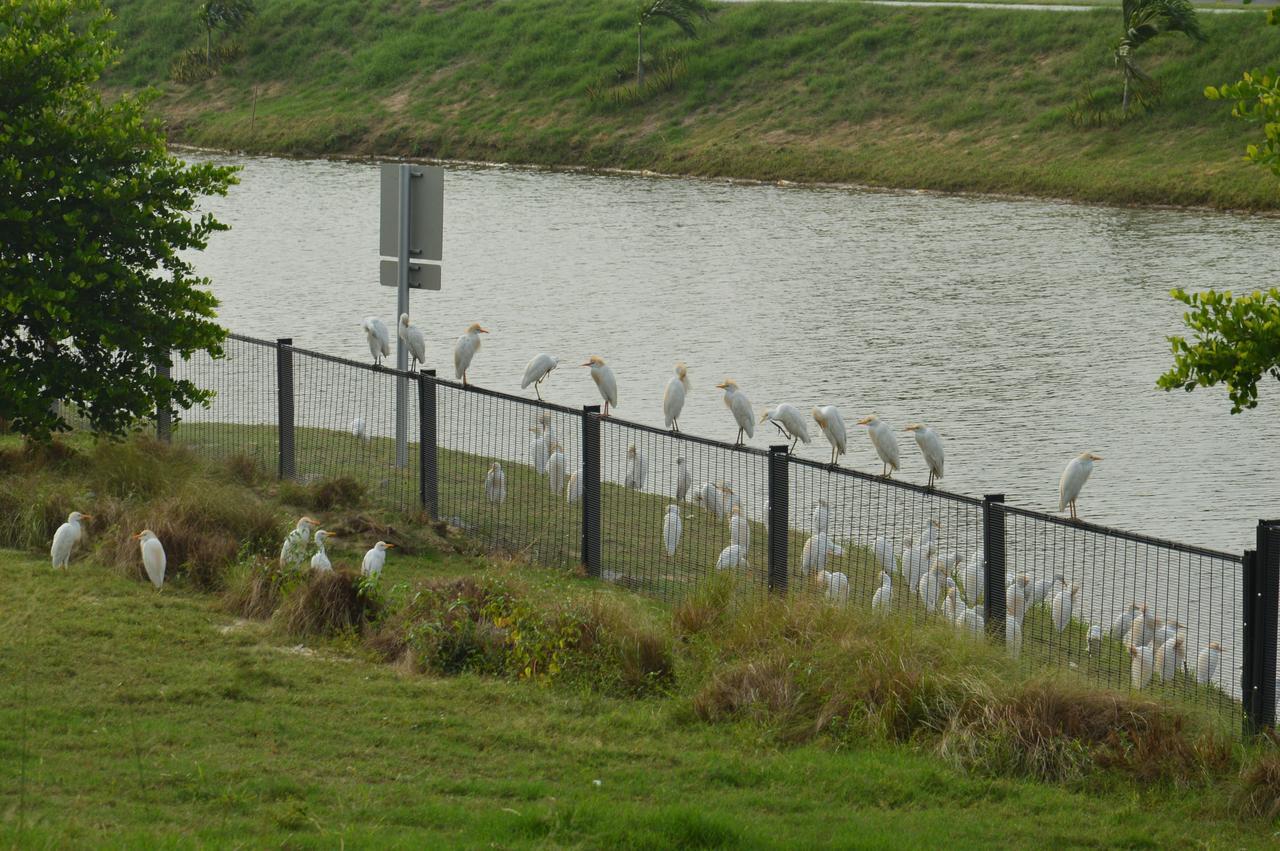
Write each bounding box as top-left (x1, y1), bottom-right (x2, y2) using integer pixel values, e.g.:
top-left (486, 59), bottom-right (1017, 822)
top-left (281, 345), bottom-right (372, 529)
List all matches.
top-left (103, 0), bottom-right (1280, 209)
top-left (4, 432), bottom-right (1280, 845)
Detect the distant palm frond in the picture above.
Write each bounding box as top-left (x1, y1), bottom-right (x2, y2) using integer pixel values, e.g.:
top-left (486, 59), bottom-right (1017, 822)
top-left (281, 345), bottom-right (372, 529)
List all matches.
top-left (1113, 0), bottom-right (1205, 112)
top-left (638, 0), bottom-right (710, 36)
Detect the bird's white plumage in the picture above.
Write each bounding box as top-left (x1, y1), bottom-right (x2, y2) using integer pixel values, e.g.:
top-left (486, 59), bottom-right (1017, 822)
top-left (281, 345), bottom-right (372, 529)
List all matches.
top-left (51, 511), bottom-right (88, 569)
top-left (812, 405), bottom-right (847, 464)
top-left (662, 505), bottom-right (682, 557)
top-left (311, 530), bottom-right (334, 572)
top-left (484, 462), bottom-right (506, 504)
top-left (1154, 636), bottom-right (1183, 682)
top-left (729, 507), bottom-right (750, 554)
top-left (280, 517), bottom-right (317, 569)
top-left (942, 587), bottom-right (961, 623)
top-left (530, 424), bottom-right (550, 475)
top-left (692, 481), bottom-right (721, 517)
top-left (717, 380), bottom-right (754, 443)
top-left (137, 531), bottom-right (166, 589)
top-left (546, 444), bottom-right (567, 495)
top-left (902, 540), bottom-right (932, 590)
top-left (906, 424), bottom-right (944, 484)
top-left (958, 605), bottom-right (985, 637)
top-left (873, 536), bottom-right (897, 576)
top-left (819, 570), bottom-right (850, 604)
top-left (584, 357), bottom-right (618, 411)
top-left (859, 416), bottom-right (900, 475)
top-left (350, 417), bottom-right (370, 444)
top-left (872, 571), bottom-right (893, 613)
top-left (1130, 644), bottom-right (1155, 689)
top-left (1112, 603), bottom-right (1142, 641)
top-left (918, 564), bottom-right (945, 613)
top-left (566, 469), bottom-right (582, 504)
top-left (663, 364), bottom-right (689, 429)
top-left (1058, 453), bottom-right (1101, 517)
top-left (625, 446), bottom-right (647, 490)
top-left (396, 313), bottom-right (428, 371)
top-left (521, 354), bottom-right (558, 394)
top-left (363, 317), bottom-right (391, 364)
top-left (800, 533), bottom-right (841, 575)
top-left (362, 541), bottom-right (393, 578)
top-left (1032, 574), bottom-right (1064, 607)
top-left (1087, 624), bottom-right (1102, 656)
top-left (675, 457), bottom-right (691, 503)
top-left (760, 403), bottom-right (811, 446)
top-left (812, 500), bottom-right (829, 535)
top-left (1195, 643), bottom-right (1221, 685)
top-left (960, 550), bottom-right (984, 606)
top-left (453, 323), bottom-right (486, 381)
top-left (1006, 615), bottom-right (1023, 660)
top-left (715, 544), bottom-right (747, 571)
top-left (1051, 583), bottom-right (1079, 633)
top-left (1006, 575), bottom-right (1029, 626)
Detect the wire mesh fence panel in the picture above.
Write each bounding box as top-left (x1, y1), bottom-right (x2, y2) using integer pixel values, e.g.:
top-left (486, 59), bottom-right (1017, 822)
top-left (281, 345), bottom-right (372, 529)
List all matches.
top-left (1002, 505), bottom-right (1242, 723)
top-left (434, 383), bottom-right (582, 571)
top-left (288, 348), bottom-right (418, 513)
top-left (598, 420), bottom-right (770, 602)
top-left (170, 334), bottom-right (278, 476)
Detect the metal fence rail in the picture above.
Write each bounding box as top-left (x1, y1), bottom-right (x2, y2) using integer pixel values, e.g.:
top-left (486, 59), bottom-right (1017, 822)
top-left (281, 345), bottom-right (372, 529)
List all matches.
top-left (163, 332), bottom-right (1277, 734)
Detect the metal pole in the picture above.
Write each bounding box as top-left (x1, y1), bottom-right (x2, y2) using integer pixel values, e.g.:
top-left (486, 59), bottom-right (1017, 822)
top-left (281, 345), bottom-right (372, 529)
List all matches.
top-left (155, 360), bottom-right (171, 443)
top-left (767, 445), bottom-right (789, 594)
top-left (1242, 548), bottom-right (1259, 735)
top-left (394, 164), bottom-right (410, 469)
top-left (418, 370), bottom-right (438, 520)
top-left (982, 494), bottom-right (1006, 640)
top-left (275, 338), bottom-right (295, 481)
top-left (1256, 520), bottom-right (1280, 730)
top-left (582, 405), bottom-right (602, 578)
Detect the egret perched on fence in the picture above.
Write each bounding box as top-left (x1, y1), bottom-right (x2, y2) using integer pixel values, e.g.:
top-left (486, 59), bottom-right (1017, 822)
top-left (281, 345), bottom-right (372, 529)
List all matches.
top-left (675, 456), bottom-right (691, 503)
top-left (362, 316), bottom-right (391, 366)
top-left (904, 423), bottom-right (944, 488)
top-left (521, 353), bottom-right (558, 400)
top-left (1058, 452), bottom-right (1102, 521)
top-left (625, 445), bottom-right (647, 490)
top-left (133, 530), bottom-right (166, 589)
top-left (663, 363), bottom-right (690, 431)
top-left (760, 403), bottom-right (810, 451)
top-left (484, 462), bottom-right (506, 504)
top-left (397, 313), bottom-right (428, 372)
top-left (857, 415), bottom-right (900, 478)
top-left (582, 356), bottom-right (618, 416)
top-left (280, 517), bottom-right (319, 569)
top-left (812, 405), bottom-right (847, 466)
top-left (311, 530), bottom-right (335, 572)
top-left (50, 511), bottom-right (90, 569)
top-left (716, 379), bottom-right (754, 446)
top-left (663, 505), bottom-right (682, 557)
top-left (362, 541), bottom-right (394, 578)
top-left (454, 323), bottom-right (489, 385)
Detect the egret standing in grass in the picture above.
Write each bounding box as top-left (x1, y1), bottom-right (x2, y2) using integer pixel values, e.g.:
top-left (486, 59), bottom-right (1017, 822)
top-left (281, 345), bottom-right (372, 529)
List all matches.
top-left (521, 353), bottom-right (558, 400)
top-left (1087, 624), bottom-right (1102, 656)
top-left (1129, 644), bottom-right (1155, 689)
top-left (1195, 642), bottom-right (1222, 685)
top-left (397, 313), bottom-right (428, 372)
top-left (857, 415), bottom-right (900, 478)
top-left (546, 441), bottom-right (567, 495)
top-left (692, 481), bottom-right (721, 517)
top-left (872, 571), bottom-right (893, 613)
top-left (50, 511), bottom-right (91, 569)
top-left (529, 422), bottom-right (550, 475)
top-left (1051, 583), bottom-right (1080, 633)
top-left (663, 363), bottom-right (690, 431)
top-left (715, 544), bottom-right (748, 571)
top-left (1058, 452), bottom-right (1102, 521)
top-left (453, 323), bottom-right (488, 385)
top-left (812, 499), bottom-right (829, 535)
top-left (716, 380), bottom-right (754, 446)
top-left (625, 445), bottom-right (647, 490)
top-left (1007, 616), bottom-right (1023, 660)
top-left (818, 570), bottom-right (850, 604)
top-left (943, 586), bottom-right (961, 623)
top-left (675, 456), bottom-right (691, 503)
top-left (484, 462), bottom-right (506, 504)
top-left (280, 517), bottom-right (319, 569)
top-left (873, 536), bottom-right (897, 576)
top-left (1154, 636), bottom-right (1183, 682)
top-left (729, 505), bottom-right (750, 554)
top-left (904, 423), bottom-right (944, 488)
top-left (362, 541), bottom-right (394, 578)
top-left (960, 550), bottom-right (984, 606)
top-left (133, 530), bottom-right (166, 589)
top-left (801, 533), bottom-right (841, 575)
top-left (311, 530), bottom-right (335, 572)
top-left (582, 356), bottom-right (618, 416)
top-left (362, 317), bottom-right (391, 366)
top-left (812, 405), bottom-right (847, 466)
top-left (918, 563), bottom-right (946, 613)
top-left (566, 469), bottom-right (582, 504)
top-left (350, 417), bottom-right (370, 445)
top-left (760, 403), bottom-right (811, 451)
top-left (662, 504), bottom-right (682, 557)
top-left (1006, 575), bottom-right (1030, 626)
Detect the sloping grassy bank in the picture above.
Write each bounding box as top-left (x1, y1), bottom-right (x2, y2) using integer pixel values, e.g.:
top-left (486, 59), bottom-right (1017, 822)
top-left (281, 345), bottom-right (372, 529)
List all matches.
top-left (104, 0), bottom-right (1280, 209)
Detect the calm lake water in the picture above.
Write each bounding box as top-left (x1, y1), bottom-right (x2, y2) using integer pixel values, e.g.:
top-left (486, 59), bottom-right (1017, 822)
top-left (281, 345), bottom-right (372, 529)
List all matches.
top-left (185, 152), bottom-right (1280, 554)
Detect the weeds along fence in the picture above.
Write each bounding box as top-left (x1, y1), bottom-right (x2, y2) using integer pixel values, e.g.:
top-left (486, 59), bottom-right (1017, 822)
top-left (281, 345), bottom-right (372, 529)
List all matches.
top-left (165, 333), bottom-right (1280, 734)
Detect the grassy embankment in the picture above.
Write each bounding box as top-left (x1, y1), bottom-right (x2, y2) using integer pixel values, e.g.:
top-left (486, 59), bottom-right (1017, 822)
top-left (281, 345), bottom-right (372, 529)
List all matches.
top-left (3, 431), bottom-right (1278, 845)
top-left (103, 0), bottom-right (1280, 209)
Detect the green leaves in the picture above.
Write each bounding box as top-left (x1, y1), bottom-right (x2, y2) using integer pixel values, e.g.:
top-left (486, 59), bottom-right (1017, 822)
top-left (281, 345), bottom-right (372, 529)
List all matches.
top-left (1157, 288), bottom-right (1280, 413)
top-left (0, 0), bottom-right (237, 440)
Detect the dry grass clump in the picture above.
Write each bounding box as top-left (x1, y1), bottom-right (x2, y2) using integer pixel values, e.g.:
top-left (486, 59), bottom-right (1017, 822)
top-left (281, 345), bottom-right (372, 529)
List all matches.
top-left (279, 476), bottom-right (366, 512)
top-left (674, 572), bottom-right (736, 638)
top-left (569, 596), bottom-right (675, 696)
top-left (1236, 749), bottom-right (1280, 821)
top-left (277, 568), bottom-right (379, 637)
top-left (88, 438), bottom-right (190, 500)
top-left (223, 453), bottom-right (264, 486)
top-left (225, 558), bottom-right (291, 619)
top-left (0, 438), bottom-right (82, 474)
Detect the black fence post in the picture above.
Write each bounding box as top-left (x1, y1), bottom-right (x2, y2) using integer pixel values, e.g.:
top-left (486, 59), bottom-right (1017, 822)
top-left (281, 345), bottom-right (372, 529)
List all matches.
top-left (1243, 549), bottom-right (1260, 735)
top-left (983, 494), bottom-right (1007, 640)
top-left (275, 338), bottom-right (295, 481)
top-left (155, 360), bottom-right (171, 443)
top-left (581, 405), bottom-right (602, 579)
top-left (1255, 520), bottom-right (1280, 730)
top-left (767, 445), bottom-right (790, 595)
top-left (418, 370), bottom-right (438, 520)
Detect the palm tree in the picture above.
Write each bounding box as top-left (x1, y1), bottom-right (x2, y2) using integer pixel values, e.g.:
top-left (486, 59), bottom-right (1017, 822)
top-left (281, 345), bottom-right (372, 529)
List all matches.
top-left (1114, 0), bottom-right (1205, 114)
top-left (198, 0), bottom-right (256, 66)
top-left (635, 0), bottom-right (709, 88)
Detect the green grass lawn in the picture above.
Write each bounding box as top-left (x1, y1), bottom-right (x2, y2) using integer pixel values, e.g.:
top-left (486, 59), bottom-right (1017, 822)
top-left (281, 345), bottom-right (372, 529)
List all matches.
top-left (103, 0), bottom-right (1280, 209)
top-left (1, 547), bottom-right (1274, 848)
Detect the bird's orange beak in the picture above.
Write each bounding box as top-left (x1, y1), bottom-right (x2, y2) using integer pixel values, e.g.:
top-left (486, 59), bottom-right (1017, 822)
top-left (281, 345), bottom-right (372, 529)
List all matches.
top-left (580, 361), bottom-right (592, 367)
top-left (385, 543), bottom-right (396, 548)
top-left (478, 327), bottom-right (489, 333)
top-left (82, 514), bottom-right (93, 520)
top-left (131, 532), bottom-right (141, 540)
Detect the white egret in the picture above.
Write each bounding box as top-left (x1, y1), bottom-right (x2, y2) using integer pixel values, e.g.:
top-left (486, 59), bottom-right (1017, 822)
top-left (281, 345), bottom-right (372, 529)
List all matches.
top-left (1087, 624), bottom-right (1102, 656)
top-left (960, 550), bottom-right (984, 606)
top-left (958, 604), bottom-right (985, 637)
top-left (1058, 452), bottom-right (1103, 521)
top-left (675, 456), bottom-right (691, 503)
top-left (1155, 636), bottom-right (1183, 681)
top-left (902, 540), bottom-right (933, 590)
top-left (1129, 645), bottom-right (1155, 689)
top-left (1051, 583), bottom-right (1080, 633)
top-left (872, 571), bottom-right (893, 613)
top-left (546, 442), bottom-right (567, 495)
top-left (1006, 575), bottom-right (1030, 626)
top-left (729, 506), bottom-right (750, 554)
top-left (800, 533), bottom-right (842, 575)
top-left (521, 353), bottom-right (558, 400)
top-left (310, 530), bottom-right (335, 572)
top-left (715, 379), bottom-right (754, 446)
top-left (662, 505), bottom-right (682, 557)
top-left (918, 563), bottom-right (946, 613)
top-left (361, 541), bottom-right (394, 578)
top-left (818, 570), bottom-right (850, 604)
top-left (350, 417), bottom-right (370, 444)
top-left (133, 530), bottom-right (166, 589)
top-left (1195, 642), bottom-right (1222, 685)
top-left (715, 544), bottom-right (748, 571)
top-left (453, 323), bottom-right (489, 385)
top-left (811, 405), bottom-right (847, 466)
top-left (279, 516), bottom-right (319, 569)
top-left (362, 317), bottom-right (391, 366)
top-left (692, 481), bottom-right (721, 516)
top-left (625, 445), bottom-right (647, 490)
top-left (50, 511), bottom-right (91, 569)
top-left (1152, 620), bottom-right (1179, 650)
top-left (873, 536), bottom-right (897, 576)
top-left (812, 499), bottom-right (829, 535)
top-left (566, 469), bottom-right (582, 504)
top-left (1127, 614), bottom-right (1153, 649)
top-left (396, 313), bottom-right (428, 373)
top-left (529, 422), bottom-right (550, 475)
top-left (663, 363), bottom-right (690, 431)
top-left (942, 586), bottom-right (961, 623)
top-left (1006, 616), bottom-right (1023, 661)
top-left (857, 415), bottom-right (900, 478)
top-left (1032, 574), bottom-right (1065, 607)
top-left (918, 519), bottom-right (941, 549)
top-left (717, 483), bottom-right (740, 517)
top-left (904, 423), bottom-right (944, 488)
top-left (582, 356), bottom-right (618, 416)
top-left (1112, 603), bottom-right (1144, 642)
top-left (759, 403), bottom-right (811, 451)
top-left (484, 462), bottom-right (506, 504)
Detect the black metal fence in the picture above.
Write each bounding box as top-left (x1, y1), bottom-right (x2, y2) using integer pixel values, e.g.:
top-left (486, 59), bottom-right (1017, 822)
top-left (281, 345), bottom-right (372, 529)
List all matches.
top-left (165, 333), bottom-right (1280, 734)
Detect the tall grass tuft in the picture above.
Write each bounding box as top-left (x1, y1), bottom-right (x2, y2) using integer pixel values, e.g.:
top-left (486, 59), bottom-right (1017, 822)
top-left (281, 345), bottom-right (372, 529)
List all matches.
top-left (277, 568), bottom-right (379, 637)
top-left (1236, 749), bottom-right (1280, 820)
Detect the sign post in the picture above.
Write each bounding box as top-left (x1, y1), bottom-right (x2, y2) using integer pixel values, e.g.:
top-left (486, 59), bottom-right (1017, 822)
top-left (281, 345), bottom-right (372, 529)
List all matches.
top-left (379, 163), bottom-right (443, 468)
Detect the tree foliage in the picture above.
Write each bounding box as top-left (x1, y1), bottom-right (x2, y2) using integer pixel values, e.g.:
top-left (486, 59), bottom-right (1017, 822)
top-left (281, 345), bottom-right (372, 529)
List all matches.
top-left (1114, 0), bottom-right (1205, 112)
top-left (0, 0), bottom-right (237, 440)
top-left (198, 0), bottom-right (255, 65)
top-left (635, 0), bottom-right (709, 87)
top-left (1204, 11), bottom-right (1280, 177)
